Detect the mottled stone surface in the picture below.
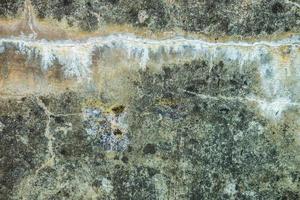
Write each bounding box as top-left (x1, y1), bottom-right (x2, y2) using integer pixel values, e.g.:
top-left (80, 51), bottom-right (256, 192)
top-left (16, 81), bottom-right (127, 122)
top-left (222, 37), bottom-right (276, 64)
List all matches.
top-left (0, 0), bottom-right (300, 35)
top-left (0, 1), bottom-right (300, 200)
top-left (0, 59), bottom-right (299, 199)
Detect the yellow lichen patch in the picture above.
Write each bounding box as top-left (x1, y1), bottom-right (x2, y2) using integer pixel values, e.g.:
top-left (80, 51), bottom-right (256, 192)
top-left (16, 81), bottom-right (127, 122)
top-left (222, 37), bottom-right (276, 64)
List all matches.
top-left (109, 105), bottom-right (126, 115)
top-left (82, 98), bottom-right (126, 116)
top-left (81, 98), bottom-right (121, 114)
top-left (82, 98), bottom-right (108, 111)
top-left (156, 98), bottom-right (179, 107)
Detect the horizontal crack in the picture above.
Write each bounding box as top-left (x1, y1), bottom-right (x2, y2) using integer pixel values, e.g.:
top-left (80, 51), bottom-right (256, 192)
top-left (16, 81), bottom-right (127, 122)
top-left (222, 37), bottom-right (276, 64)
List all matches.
top-left (180, 89), bottom-right (300, 107)
top-left (36, 97), bottom-right (81, 117)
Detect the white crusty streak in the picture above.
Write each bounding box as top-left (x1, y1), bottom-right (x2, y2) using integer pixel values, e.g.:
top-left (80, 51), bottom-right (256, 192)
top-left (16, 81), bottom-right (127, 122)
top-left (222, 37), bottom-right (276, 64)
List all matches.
top-left (0, 34), bottom-right (299, 120)
top-left (0, 34), bottom-right (299, 78)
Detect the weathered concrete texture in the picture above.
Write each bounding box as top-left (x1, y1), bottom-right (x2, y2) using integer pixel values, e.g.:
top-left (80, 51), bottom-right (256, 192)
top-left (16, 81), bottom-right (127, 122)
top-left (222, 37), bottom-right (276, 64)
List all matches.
top-left (0, 0), bottom-right (300, 199)
top-left (0, 0), bottom-right (300, 35)
top-left (0, 59), bottom-right (299, 199)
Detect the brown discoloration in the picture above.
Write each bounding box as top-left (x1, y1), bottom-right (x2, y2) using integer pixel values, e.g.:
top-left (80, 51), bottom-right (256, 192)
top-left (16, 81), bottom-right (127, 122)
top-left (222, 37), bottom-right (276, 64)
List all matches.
top-left (0, 50), bottom-right (80, 96)
top-left (0, 49), bottom-right (43, 91)
top-left (0, 16), bottom-right (298, 42)
top-left (0, 0), bottom-right (67, 40)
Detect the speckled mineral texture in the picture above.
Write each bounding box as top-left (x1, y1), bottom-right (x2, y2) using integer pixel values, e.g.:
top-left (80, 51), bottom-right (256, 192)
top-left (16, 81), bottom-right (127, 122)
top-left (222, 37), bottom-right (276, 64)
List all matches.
top-left (1, 0), bottom-right (300, 35)
top-left (0, 0), bottom-right (300, 200)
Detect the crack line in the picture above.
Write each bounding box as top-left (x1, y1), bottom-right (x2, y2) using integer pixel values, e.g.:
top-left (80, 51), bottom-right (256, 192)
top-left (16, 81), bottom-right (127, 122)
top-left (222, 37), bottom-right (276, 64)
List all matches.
top-left (34, 97), bottom-right (55, 174)
top-left (180, 89), bottom-right (300, 107)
